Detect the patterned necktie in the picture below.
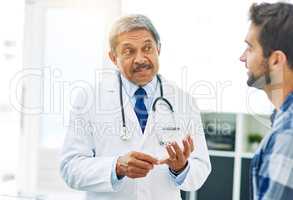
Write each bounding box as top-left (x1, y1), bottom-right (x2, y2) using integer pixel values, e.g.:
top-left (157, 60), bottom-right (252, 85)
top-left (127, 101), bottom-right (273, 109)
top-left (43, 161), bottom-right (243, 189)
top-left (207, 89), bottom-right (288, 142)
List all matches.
top-left (134, 87), bottom-right (148, 133)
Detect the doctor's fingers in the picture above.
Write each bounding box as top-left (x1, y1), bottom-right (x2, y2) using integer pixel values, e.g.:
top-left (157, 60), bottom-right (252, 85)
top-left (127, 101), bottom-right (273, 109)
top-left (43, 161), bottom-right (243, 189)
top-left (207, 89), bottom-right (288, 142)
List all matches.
top-left (166, 144), bottom-right (177, 160)
top-left (126, 171), bottom-right (149, 179)
top-left (187, 135), bottom-right (195, 152)
top-left (158, 158), bottom-right (173, 166)
top-left (171, 142), bottom-right (184, 161)
top-left (183, 138), bottom-right (191, 158)
top-left (127, 158), bottom-right (154, 170)
top-left (132, 152), bottom-right (158, 165)
top-left (126, 165), bottom-right (150, 176)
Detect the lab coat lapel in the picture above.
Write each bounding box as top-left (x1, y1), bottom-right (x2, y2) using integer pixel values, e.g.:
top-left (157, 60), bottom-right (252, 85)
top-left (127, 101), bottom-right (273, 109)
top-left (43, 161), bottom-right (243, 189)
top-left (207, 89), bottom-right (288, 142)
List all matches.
top-left (122, 90), bottom-right (142, 138)
top-left (101, 72), bottom-right (141, 140)
top-left (139, 78), bottom-right (165, 148)
top-left (139, 77), bottom-right (177, 149)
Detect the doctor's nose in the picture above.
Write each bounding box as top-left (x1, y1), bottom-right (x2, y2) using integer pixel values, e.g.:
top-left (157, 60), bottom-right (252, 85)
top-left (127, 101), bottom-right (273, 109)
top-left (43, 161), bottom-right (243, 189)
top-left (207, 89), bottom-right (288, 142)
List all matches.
top-left (134, 51), bottom-right (147, 64)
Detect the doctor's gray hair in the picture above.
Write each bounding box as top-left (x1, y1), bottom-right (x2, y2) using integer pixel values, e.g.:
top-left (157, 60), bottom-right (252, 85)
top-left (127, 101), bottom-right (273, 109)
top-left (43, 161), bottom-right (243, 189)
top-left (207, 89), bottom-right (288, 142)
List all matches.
top-left (109, 14), bottom-right (161, 52)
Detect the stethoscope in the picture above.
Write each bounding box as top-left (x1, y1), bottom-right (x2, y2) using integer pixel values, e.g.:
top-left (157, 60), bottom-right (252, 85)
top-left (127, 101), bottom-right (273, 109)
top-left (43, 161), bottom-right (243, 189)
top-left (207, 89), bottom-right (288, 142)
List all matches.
top-left (118, 73), bottom-right (175, 141)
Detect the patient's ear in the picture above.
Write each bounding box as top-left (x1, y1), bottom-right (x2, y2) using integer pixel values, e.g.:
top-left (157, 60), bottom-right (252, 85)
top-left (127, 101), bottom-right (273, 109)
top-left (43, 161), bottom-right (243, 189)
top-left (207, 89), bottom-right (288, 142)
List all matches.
top-left (269, 50), bottom-right (287, 70)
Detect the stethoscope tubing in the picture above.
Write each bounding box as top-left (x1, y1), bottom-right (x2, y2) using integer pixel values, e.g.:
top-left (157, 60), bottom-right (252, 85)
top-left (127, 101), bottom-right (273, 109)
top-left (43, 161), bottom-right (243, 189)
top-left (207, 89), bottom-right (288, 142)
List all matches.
top-left (118, 73), bottom-right (174, 131)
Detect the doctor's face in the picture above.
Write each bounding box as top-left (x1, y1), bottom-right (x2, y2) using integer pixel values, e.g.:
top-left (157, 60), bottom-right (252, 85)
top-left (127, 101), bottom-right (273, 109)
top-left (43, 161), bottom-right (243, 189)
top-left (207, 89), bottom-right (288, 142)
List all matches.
top-left (109, 29), bottom-right (160, 86)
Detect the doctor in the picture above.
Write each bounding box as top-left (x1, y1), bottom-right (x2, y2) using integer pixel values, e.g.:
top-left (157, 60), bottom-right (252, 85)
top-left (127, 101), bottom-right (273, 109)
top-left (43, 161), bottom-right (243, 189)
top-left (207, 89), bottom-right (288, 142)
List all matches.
top-left (60, 14), bottom-right (211, 200)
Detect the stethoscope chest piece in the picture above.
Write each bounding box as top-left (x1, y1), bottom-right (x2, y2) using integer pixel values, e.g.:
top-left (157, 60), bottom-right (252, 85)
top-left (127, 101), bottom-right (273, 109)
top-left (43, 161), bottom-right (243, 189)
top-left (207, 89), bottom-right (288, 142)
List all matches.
top-left (120, 126), bottom-right (132, 141)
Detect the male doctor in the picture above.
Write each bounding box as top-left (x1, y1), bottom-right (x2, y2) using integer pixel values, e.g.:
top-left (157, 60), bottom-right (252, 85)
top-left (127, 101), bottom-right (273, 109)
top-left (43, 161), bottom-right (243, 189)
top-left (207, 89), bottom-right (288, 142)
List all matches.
top-left (60, 14), bottom-right (211, 200)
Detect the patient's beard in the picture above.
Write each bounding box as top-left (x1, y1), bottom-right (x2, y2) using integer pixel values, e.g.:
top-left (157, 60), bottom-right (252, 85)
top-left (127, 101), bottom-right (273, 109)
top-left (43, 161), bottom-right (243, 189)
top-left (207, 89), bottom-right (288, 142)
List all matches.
top-left (247, 60), bottom-right (271, 89)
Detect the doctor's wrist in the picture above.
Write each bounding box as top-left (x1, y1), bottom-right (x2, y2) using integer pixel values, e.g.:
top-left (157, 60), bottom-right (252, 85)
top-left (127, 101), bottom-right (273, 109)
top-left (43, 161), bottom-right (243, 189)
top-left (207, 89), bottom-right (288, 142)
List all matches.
top-left (169, 161), bottom-right (188, 176)
top-left (116, 156), bottom-right (127, 178)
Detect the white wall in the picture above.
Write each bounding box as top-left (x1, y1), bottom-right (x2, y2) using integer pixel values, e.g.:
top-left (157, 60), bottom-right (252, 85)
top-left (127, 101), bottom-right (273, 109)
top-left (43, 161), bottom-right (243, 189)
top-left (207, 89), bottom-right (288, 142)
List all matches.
top-left (0, 0), bottom-right (24, 195)
top-left (19, 0), bottom-right (122, 197)
top-left (121, 0), bottom-right (290, 114)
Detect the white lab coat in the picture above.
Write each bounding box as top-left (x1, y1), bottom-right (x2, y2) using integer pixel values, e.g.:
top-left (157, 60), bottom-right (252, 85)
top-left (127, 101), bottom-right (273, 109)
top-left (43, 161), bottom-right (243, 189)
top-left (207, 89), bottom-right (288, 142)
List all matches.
top-left (60, 71), bottom-right (211, 200)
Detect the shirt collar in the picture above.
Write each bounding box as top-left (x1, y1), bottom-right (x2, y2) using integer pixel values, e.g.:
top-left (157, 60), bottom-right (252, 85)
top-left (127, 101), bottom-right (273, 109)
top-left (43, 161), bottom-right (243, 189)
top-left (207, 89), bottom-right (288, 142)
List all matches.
top-left (120, 73), bottom-right (158, 98)
top-left (271, 91), bottom-right (293, 126)
top-left (270, 109), bottom-right (277, 127)
top-left (279, 91), bottom-right (293, 112)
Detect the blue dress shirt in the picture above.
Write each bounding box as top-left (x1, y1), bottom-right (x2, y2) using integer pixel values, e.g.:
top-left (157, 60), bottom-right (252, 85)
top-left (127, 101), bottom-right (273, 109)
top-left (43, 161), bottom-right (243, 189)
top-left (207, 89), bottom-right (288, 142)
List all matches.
top-left (251, 92), bottom-right (293, 200)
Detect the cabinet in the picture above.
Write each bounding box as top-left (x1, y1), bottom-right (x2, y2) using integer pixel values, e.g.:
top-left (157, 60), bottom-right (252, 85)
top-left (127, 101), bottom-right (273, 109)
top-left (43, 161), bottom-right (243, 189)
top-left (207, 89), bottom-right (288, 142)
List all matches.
top-left (183, 112), bottom-right (271, 200)
top-left (197, 156), bottom-right (234, 200)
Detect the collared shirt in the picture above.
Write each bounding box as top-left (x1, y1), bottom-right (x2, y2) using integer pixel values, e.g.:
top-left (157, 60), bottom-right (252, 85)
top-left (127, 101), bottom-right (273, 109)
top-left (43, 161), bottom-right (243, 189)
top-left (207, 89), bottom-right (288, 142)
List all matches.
top-left (111, 73), bottom-right (190, 188)
top-left (251, 92), bottom-right (293, 200)
top-left (120, 72), bottom-right (158, 112)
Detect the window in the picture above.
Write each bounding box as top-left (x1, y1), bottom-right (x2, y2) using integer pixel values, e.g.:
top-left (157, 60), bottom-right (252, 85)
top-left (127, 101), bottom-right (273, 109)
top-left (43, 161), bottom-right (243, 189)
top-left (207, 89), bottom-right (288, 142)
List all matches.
top-left (0, 0), bottom-right (24, 194)
top-left (121, 0), bottom-right (278, 114)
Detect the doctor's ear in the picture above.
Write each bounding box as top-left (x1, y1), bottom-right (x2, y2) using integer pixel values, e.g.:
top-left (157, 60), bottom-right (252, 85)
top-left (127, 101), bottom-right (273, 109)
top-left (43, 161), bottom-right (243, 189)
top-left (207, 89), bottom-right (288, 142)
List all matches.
top-left (157, 47), bottom-right (161, 55)
top-left (109, 51), bottom-right (117, 65)
top-left (268, 50), bottom-right (287, 70)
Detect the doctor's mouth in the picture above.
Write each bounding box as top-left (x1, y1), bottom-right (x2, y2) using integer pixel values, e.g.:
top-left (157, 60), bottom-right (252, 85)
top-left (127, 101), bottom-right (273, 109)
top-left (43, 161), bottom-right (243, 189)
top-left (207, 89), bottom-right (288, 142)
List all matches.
top-left (132, 63), bottom-right (153, 73)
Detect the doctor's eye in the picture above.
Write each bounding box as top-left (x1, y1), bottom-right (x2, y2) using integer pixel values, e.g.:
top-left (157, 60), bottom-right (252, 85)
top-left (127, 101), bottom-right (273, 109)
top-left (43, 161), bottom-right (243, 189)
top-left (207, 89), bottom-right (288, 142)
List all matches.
top-left (143, 44), bottom-right (154, 54)
top-left (122, 48), bottom-right (135, 57)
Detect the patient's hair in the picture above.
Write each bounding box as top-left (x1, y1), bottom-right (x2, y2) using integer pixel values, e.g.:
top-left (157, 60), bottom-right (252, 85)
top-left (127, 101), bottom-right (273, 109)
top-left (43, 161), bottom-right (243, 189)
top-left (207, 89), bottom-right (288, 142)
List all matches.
top-left (249, 2), bottom-right (293, 68)
top-left (109, 14), bottom-right (161, 52)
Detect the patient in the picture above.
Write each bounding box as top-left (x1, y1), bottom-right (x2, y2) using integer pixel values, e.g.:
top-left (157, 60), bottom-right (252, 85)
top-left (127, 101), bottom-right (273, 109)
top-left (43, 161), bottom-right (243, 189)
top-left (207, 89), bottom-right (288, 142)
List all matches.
top-left (239, 2), bottom-right (293, 200)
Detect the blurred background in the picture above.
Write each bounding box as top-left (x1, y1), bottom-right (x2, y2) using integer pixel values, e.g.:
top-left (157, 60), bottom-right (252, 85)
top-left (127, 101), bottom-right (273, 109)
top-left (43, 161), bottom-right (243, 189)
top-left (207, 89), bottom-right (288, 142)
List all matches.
top-left (0, 0), bottom-right (291, 199)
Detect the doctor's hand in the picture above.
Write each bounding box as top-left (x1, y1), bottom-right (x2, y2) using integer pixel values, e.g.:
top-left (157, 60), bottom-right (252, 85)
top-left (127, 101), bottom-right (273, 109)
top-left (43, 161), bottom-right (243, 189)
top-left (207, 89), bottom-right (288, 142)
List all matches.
top-left (159, 135), bottom-right (194, 173)
top-left (116, 151), bottom-right (159, 179)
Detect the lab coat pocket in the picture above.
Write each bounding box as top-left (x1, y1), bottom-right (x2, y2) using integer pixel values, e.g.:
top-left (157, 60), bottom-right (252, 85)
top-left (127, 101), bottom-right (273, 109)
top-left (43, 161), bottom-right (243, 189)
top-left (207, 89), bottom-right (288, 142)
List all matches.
top-left (92, 114), bottom-right (141, 157)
